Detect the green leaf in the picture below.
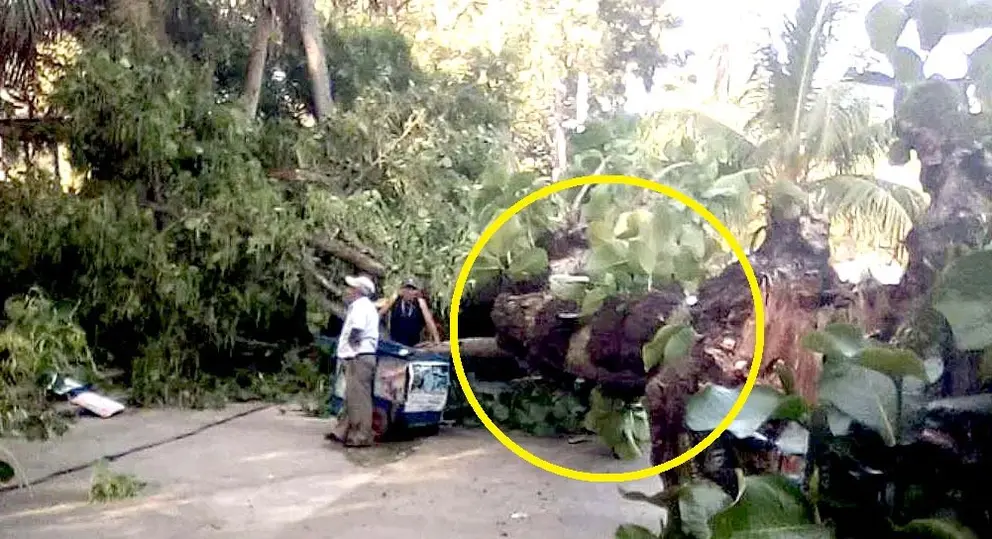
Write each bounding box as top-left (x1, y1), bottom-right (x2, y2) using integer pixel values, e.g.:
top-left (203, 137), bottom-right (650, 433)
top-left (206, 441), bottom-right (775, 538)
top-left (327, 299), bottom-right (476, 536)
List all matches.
top-left (615, 209), bottom-right (652, 240)
top-left (487, 215), bottom-right (524, 256)
top-left (673, 248), bottom-right (702, 282)
top-left (709, 475), bottom-right (832, 539)
top-left (856, 346), bottom-right (928, 381)
top-left (642, 324), bottom-right (696, 372)
top-left (506, 247), bottom-right (549, 281)
top-left (866, 0), bottom-right (910, 55)
top-left (891, 46), bottom-right (925, 83)
top-left (825, 407), bottom-right (853, 436)
top-left (679, 480), bottom-right (734, 539)
top-left (0, 460), bottom-right (14, 483)
top-left (549, 276), bottom-right (588, 302)
top-left (916, 0), bottom-right (954, 51)
top-left (896, 518), bottom-right (979, 539)
top-left (819, 362), bottom-right (898, 445)
top-left (680, 225), bottom-right (707, 260)
top-left (581, 286), bottom-right (610, 317)
top-left (629, 238), bottom-right (660, 275)
top-left (802, 324), bottom-right (867, 359)
top-left (587, 241), bottom-right (629, 277)
top-left (590, 220), bottom-right (617, 245)
top-left (664, 325), bottom-right (697, 364)
top-left (685, 385), bottom-right (787, 439)
top-left (615, 524), bottom-right (659, 539)
top-left (933, 250), bottom-right (992, 350)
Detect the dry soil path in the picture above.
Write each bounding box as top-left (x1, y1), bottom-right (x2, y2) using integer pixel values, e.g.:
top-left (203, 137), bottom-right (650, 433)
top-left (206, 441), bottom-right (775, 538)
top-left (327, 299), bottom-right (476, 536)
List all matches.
top-left (0, 403), bottom-right (663, 539)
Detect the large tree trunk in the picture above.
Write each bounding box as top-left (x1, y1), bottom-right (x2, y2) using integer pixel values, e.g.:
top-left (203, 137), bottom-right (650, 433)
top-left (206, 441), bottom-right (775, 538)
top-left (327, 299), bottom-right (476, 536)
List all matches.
top-left (888, 80), bottom-right (992, 396)
top-left (488, 285), bottom-right (686, 397)
top-left (242, 2), bottom-right (276, 118)
top-left (646, 208), bottom-right (869, 487)
top-left (295, 0), bottom-right (334, 120)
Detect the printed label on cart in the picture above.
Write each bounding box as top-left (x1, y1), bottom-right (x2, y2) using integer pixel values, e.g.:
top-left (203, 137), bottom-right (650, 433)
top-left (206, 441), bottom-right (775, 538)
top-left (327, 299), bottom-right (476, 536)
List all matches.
top-left (404, 362), bottom-right (449, 413)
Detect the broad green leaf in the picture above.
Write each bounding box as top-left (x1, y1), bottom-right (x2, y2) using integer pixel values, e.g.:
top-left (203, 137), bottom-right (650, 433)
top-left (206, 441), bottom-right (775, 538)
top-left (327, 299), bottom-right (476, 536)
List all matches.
top-left (856, 346), bottom-right (928, 381)
top-left (487, 215), bottom-right (524, 256)
top-left (587, 241), bottom-right (629, 276)
top-left (664, 325), bottom-right (697, 364)
top-left (866, 0), bottom-right (910, 55)
top-left (680, 225), bottom-right (707, 260)
top-left (709, 475), bottom-right (832, 539)
top-left (0, 460), bottom-right (14, 483)
top-left (643, 324), bottom-right (683, 371)
top-left (819, 362), bottom-right (898, 445)
top-left (590, 220), bottom-right (617, 245)
top-left (615, 524), bottom-right (659, 539)
top-left (673, 248), bottom-right (702, 282)
top-left (615, 209), bottom-right (652, 240)
top-left (581, 287), bottom-right (610, 316)
top-left (506, 247), bottom-right (549, 281)
top-left (916, 0), bottom-right (954, 51)
top-left (642, 324), bottom-right (695, 371)
top-left (891, 46), bottom-right (925, 83)
top-left (825, 407), bottom-right (853, 436)
top-left (802, 324), bottom-right (867, 359)
top-left (896, 518), bottom-right (979, 539)
top-left (772, 395), bottom-right (809, 422)
top-left (679, 480), bottom-right (734, 539)
top-left (549, 276), bottom-right (587, 302)
top-left (629, 239), bottom-right (660, 275)
top-left (685, 385), bottom-right (787, 438)
top-left (933, 250), bottom-right (992, 350)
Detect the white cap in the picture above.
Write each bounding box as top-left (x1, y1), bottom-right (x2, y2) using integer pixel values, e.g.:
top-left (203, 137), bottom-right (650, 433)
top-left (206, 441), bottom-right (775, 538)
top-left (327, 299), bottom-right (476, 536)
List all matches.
top-left (345, 275), bottom-right (376, 296)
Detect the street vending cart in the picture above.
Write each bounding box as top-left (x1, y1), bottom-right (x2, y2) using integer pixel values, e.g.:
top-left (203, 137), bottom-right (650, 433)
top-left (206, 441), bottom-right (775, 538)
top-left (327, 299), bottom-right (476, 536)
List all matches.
top-left (320, 336), bottom-right (451, 439)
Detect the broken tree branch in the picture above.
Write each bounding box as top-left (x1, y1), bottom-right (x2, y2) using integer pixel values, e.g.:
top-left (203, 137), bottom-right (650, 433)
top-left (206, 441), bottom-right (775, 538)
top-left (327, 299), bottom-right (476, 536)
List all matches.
top-left (417, 337), bottom-right (516, 359)
top-left (312, 235), bottom-right (387, 277)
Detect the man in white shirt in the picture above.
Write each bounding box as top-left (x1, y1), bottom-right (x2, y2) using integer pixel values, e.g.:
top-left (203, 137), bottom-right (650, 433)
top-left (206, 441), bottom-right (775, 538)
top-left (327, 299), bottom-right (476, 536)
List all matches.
top-left (328, 274), bottom-right (380, 447)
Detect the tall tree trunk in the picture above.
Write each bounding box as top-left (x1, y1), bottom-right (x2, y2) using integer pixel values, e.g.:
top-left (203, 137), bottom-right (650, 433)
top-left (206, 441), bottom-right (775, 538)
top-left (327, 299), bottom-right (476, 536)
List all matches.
top-left (888, 80), bottom-right (992, 396)
top-left (647, 205), bottom-right (867, 487)
top-left (296, 0), bottom-right (334, 121)
top-left (242, 3), bottom-right (276, 118)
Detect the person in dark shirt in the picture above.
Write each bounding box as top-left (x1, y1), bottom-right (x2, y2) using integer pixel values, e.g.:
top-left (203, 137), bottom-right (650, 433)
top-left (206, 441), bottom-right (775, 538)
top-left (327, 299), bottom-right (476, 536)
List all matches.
top-left (378, 278), bottom-right (441, 347)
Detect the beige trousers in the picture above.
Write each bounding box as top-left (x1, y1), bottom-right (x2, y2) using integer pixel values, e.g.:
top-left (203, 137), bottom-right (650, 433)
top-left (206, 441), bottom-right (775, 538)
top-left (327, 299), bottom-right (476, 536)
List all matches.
top-left (331, 354), bottom-right (376, 447)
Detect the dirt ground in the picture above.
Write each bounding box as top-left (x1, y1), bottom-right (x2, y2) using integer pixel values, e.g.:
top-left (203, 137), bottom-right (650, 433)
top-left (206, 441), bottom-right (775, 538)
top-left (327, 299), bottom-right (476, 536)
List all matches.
top-left (0, 403), bottom-right (663, 539)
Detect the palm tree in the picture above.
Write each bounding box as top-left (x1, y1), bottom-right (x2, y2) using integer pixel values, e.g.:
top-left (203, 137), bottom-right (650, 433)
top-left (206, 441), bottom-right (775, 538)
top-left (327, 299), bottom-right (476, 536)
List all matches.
top-left (0, 0), bottom-right (75, 89)
top-left (659, 0), bottom-right (927, 268)
top-left (240, 0), bottom-right (334, 120)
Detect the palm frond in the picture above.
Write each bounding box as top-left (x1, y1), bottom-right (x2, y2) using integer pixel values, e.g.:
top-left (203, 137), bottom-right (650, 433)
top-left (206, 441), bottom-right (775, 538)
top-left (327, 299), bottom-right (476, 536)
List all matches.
top-left (0, 0), bottom-right (71, 88)
top-left (751, 0), bottom-right (851, 138)
top-left (802, 84), bottom-right (893, 174)
top-left (811, 175), bottom-right (930, 256)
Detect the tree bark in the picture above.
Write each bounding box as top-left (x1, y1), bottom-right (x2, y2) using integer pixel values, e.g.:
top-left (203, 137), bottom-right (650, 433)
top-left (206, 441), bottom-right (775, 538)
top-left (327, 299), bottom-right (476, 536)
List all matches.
top-left (888, 81), bottom-right (992, 396)
top-left (646, 207), bottom-right (871, 486)
top-left (488, 286), bottom-right (685, 396)
top-left (242, 2), bottom-right (276, 118)
top-left (295, 0), bottom-right (334, 120)
top-left (311, 235), bottom-right (387, 277)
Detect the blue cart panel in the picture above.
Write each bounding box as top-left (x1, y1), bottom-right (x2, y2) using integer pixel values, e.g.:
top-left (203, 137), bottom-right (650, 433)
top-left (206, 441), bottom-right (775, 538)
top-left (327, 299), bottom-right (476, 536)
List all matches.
top-left (322, 336), bottom-right (452, 433)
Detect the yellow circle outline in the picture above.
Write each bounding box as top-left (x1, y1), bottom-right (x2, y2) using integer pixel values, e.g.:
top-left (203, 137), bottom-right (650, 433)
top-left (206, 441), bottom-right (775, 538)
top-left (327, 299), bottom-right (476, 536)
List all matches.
top-left (448, 174), bottom-right (765, 483)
